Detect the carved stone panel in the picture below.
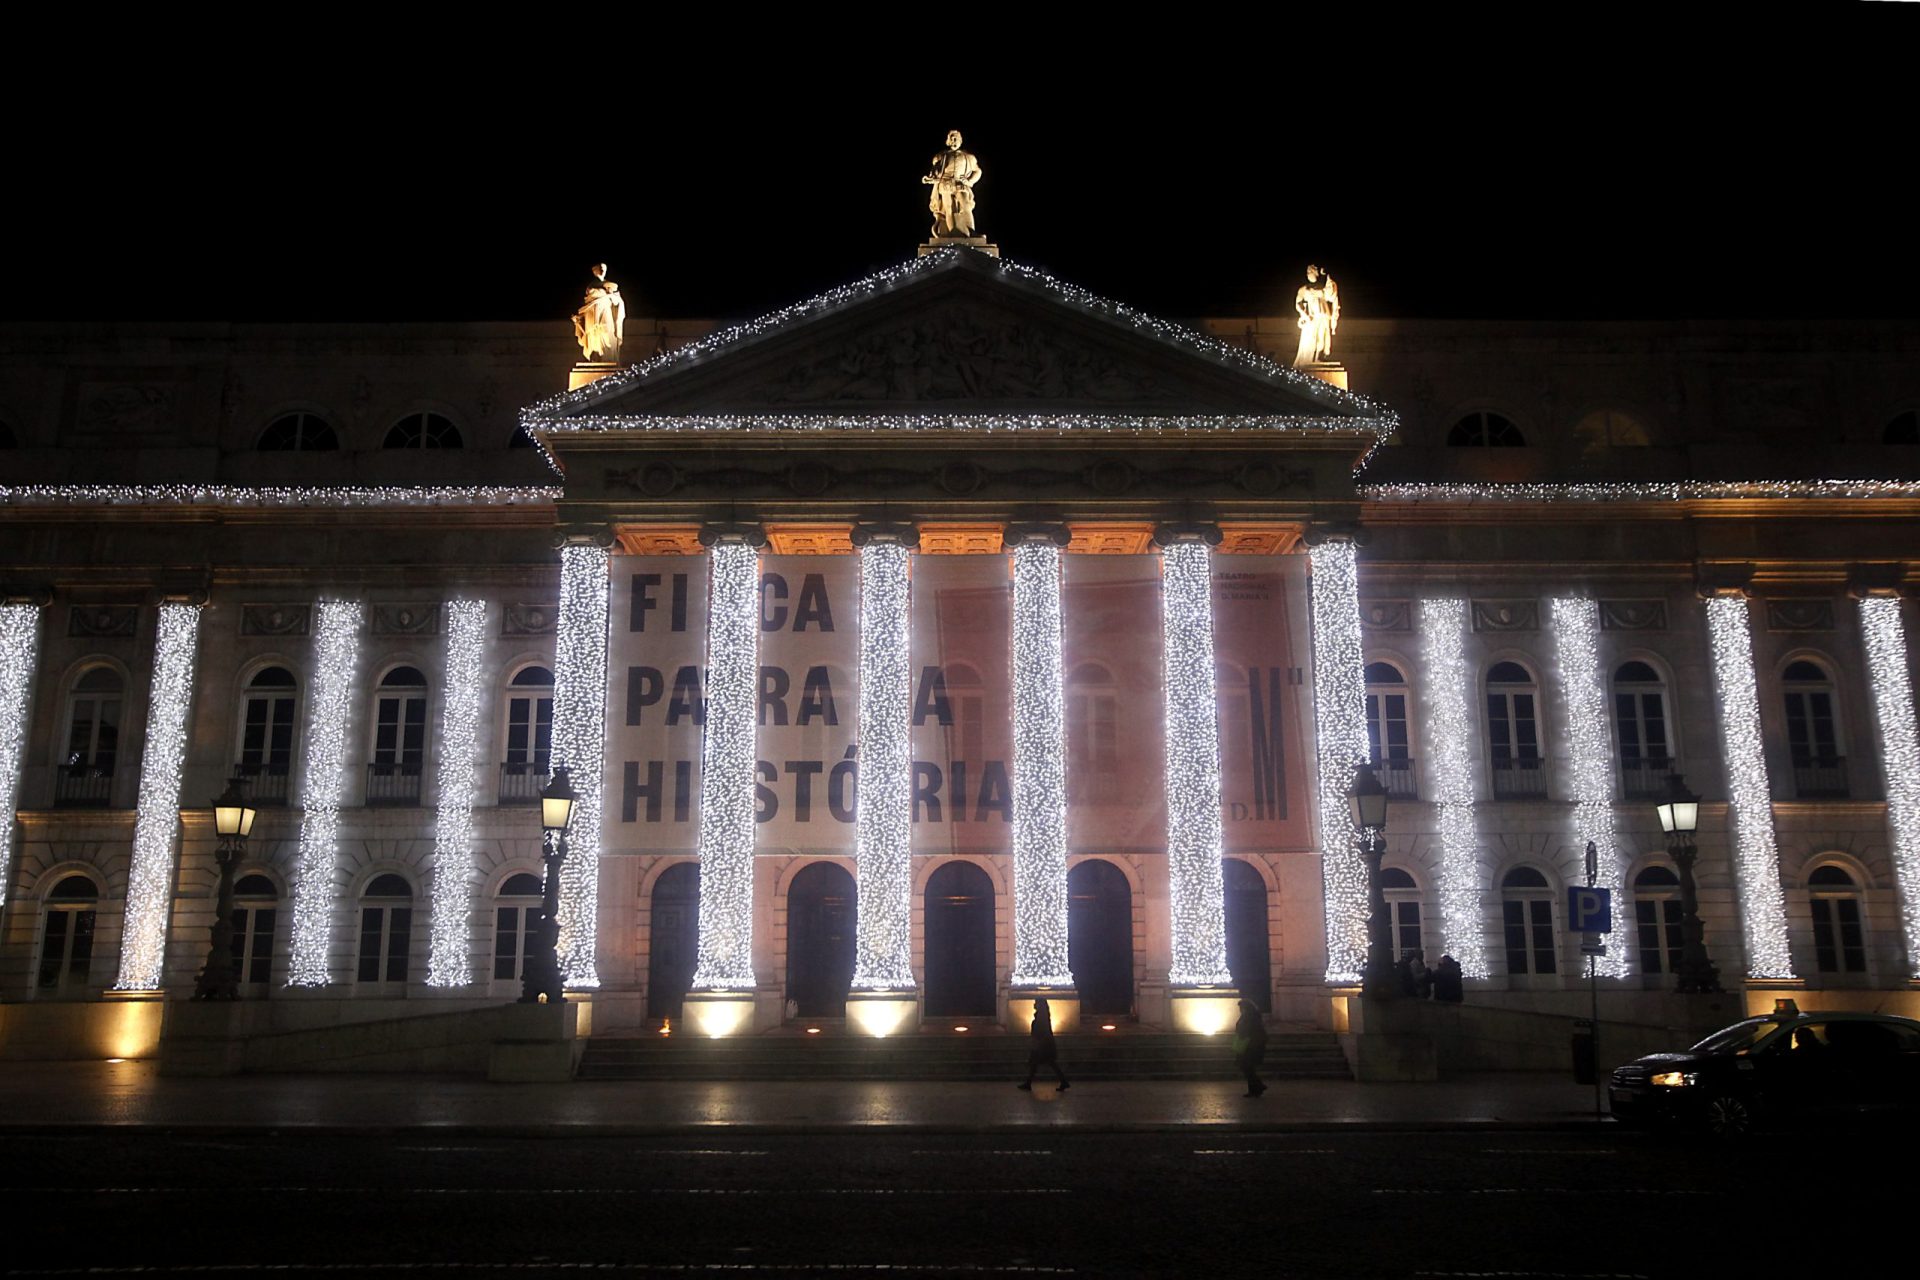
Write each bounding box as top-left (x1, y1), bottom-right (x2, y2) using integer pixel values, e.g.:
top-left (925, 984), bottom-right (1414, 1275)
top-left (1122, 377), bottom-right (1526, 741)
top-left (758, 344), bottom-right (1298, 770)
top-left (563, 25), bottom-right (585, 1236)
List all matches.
top-left (765, 524), bottom-right (855, 555)
top-left (371, 604), bottom-right (441, 636)
top-left (918, 524), bottom-right (1004, 555)
top-left (1067, 523), bottom-right (1155, 556)
top-left (1217, 524), bottom-right (1303, 557)
top-left (503, 603), bottom-right (558, 637)
top-left (241, 604), bottom-right (312, 637)
top-left (68, 606), bottom-right (137, 638)
top-left (1599, 599), bottom-right (1668, 631)
top-left (1360, 600), bottom-right (1413, 633)
top-left (615, 527), bottom-right (704, 556)
top-left (1765, 599), bottom-right (1836, 632)
top-left (1472, 600), bottom-right (1539, 633)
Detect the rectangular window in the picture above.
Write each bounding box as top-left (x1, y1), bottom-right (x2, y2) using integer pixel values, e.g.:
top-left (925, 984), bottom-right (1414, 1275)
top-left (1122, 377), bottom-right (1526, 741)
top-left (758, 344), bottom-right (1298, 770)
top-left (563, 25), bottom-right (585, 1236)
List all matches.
top-left (495, 906), bottom-right (522, 980)
top-left (1503, 900), bottom-right (1527, 974)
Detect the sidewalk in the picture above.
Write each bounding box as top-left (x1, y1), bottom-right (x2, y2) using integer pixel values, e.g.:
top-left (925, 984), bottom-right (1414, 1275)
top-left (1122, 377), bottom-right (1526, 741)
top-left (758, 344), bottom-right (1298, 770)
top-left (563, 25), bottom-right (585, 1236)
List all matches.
top-left (0, 1062), bottom-right (1610, 1134)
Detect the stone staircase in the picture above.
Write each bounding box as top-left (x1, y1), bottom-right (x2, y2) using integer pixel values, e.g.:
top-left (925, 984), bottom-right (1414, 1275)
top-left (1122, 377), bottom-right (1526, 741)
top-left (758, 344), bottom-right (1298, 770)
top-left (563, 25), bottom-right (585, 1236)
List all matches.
top-left (577, 1027), bottom-right (1351, 1082)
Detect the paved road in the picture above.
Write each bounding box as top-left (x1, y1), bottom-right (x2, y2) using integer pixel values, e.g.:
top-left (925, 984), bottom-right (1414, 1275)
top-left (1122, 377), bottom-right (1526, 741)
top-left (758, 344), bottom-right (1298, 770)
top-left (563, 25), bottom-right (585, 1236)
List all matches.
top-left (0, 1124), bottom-right (1860, 1278)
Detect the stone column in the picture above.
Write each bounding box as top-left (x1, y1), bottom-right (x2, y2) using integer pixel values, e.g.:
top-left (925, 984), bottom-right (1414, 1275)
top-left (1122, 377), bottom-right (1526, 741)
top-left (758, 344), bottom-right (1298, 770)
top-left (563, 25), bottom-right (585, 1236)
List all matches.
top-left (1548, 597), bottom-right (1629, 978)
top-left (1305, 530), bottom-right (1371, 985)
top-left (287, 598), bottom-right (363, 987)
top-left (1416, 597), bottom-right (1488, 978)
top-left (425, 599), bottom-right (489, 988)
top-left (551, 533), bottom-right (614, 990)
top-left (0, 598), bottom-right (45, 920)
top-left (1853, 589), bottom-right (1920, 980)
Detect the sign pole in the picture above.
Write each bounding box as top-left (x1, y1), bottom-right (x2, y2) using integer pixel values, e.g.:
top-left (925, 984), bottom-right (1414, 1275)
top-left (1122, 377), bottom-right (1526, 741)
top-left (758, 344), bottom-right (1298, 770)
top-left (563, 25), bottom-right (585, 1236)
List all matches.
top-left (1586, 841), bottom-right (1601, 1123)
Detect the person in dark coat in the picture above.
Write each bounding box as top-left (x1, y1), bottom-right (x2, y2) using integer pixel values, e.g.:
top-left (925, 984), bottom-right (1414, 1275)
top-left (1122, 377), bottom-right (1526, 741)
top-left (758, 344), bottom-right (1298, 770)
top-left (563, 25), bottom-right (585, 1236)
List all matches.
top-left (1233, 998), bottom-right (1268, 1097)
top-left (1432, 954), bottom-right (1465, 1003)
top-left (1018, 997), bottom-right (1069, 1091)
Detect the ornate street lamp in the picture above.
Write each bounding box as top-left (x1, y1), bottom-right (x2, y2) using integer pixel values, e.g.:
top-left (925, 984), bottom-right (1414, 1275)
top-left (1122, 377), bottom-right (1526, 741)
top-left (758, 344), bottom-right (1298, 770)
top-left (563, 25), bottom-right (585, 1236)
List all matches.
top-left (1656, 772), bottom-right (1722, 994)
top-left (1347, 762), bottom-right (1394, 998)
top-left (520, 766), bottom-right (579, 1005)
top-left (194, 778), bottom-right (257, 1001)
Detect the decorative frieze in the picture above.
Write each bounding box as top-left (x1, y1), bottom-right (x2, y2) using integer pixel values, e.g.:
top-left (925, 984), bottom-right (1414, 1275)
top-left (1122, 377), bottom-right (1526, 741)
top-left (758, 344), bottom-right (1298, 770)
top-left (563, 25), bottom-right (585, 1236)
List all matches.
top-left (765, 524), bottom-right (855, 556)
top-left (1765, 599), bottom-right (1835, 632)
top-left (1359, 600), bottom-right (1412, 632)
top-left (1599, 599), bottom-right (1668, 631)
top-left (502, 603), bottom-right (557, 637)
top-left (68, 605), bottom-right (138, 638)
top-left (1471, 599), bottom-right (1539, 633)
top-left (918, 524), bottom-right (1003, 555)
top-left (241, 603), bottom-right (312, 637)
top-left (371, 603), bottom-right (440, 636)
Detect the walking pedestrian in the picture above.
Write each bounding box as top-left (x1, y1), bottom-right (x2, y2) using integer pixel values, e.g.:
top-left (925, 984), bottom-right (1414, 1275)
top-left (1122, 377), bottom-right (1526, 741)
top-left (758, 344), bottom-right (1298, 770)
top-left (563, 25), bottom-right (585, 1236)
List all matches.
top-left (1233, 998), bottom-right (1268, 1097)
top-left (1017, 997), bottom-right (1070, 1091)
top-left (1432, 954), bottom-right (1464, 1003)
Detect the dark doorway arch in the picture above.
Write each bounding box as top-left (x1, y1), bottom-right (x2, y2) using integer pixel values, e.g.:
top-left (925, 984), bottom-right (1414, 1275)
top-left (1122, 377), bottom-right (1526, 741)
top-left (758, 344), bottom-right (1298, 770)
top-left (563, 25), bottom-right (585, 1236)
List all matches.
top-left (787, 862), bottom-right (856, 1018)
top-left (1223, 858), bottom-right (1272, 1011)
top-left (924, 861), bottom-right (996, 1017)
top-left (646, 863), bottom-right (700, 1020)
top-left (1069, 859), bottom-right (1133, 1016)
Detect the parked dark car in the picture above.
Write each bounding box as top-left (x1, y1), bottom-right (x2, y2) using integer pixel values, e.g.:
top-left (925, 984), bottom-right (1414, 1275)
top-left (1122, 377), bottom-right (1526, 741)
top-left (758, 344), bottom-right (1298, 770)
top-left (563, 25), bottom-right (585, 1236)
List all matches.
top-left (1609, 1004), bottom-right (1920, 1136)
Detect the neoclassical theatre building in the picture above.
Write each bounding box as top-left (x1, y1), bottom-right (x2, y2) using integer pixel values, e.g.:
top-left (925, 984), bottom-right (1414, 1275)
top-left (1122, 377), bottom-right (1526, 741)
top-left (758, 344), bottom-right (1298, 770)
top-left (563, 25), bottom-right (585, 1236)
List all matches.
top-left (3, 244), bottom-right (1919, 1061)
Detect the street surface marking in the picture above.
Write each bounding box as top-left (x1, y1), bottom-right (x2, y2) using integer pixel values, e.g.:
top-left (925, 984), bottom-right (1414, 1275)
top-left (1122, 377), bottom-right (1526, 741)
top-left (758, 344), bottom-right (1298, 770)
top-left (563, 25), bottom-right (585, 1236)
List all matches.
top-left (647, 1149), bottom-right (770, 1156)
top-left (1193, 1148), bottom-right (1333, 1155)
top-left (912, 1149), bottom-right (1053, 1156)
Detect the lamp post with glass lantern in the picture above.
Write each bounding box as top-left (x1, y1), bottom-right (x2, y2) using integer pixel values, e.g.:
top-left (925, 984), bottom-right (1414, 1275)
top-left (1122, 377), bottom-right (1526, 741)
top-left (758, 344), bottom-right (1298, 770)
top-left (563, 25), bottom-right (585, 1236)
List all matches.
top-left (1656, 772), bottom-right (1722, 994)
top-left (194, 778), bottom-right (257, 1001)
top-left (1348, 762), bottom-right (1394, 998)
top-left (520, 766), bottom-right (578, 1005)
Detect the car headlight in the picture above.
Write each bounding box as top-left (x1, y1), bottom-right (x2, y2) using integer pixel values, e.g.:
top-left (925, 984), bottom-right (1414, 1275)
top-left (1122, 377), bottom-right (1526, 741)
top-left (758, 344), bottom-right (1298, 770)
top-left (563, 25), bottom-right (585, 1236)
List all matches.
top-left (1650, 1071), bottom-right (1699, 1088)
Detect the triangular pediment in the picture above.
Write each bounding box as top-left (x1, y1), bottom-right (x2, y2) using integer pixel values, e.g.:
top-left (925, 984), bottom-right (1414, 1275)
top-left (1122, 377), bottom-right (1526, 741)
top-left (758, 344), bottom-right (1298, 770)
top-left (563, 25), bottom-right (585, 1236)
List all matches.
top-left (526, 250), bottom-right (1392, 426)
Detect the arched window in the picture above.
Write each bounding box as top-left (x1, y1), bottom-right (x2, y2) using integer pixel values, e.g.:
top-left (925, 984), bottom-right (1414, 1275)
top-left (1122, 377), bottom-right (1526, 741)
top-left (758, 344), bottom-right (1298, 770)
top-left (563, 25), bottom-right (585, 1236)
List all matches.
top-left (1380, 866), bottom-right (1424, 961)
top-left (56, 667), bottom-right (122, 808)
top-left (1486, 662), bottom-right (1544, 799)
top-left (500, 665), bottom-right (554, 805)
top-left (257, 412), bottom-right (339, 451)
top-left (383, 412), bottom-right (462, 450)
top-left (1807, 865), bottom-right (1867, 975)
top-left (1364, 660), bottom-right (1415, 799)
top-left (1501, 867), bottom-right (1557, 977)
top-left (1783, 659), bottom-right (1847, 798)
top-left (368, 666), bottom-right (428, 806)
top-left (492, 872), bottom-right (546, 986)
top-left (231, 873), bottom-right (279, 989)
top-left (357, 874), bottom-right (414, 988)
top-left (1447, 412), bottom-right (1526, 448)
top-left (1571, 409), bottom-right (1653, 450)
top-left (1632, 865), bottom-right (1683, 975)
top-left (1066, 662), bottom-right (1119, 803)
top-left (236, 666), bottom-right (297, 805)
top-left (1883, 410), bottom-right (1919, 446)
top-left (1613, 660), bottom-right (1673, 798)
top-left (37, 875), bottom-right (99, 995)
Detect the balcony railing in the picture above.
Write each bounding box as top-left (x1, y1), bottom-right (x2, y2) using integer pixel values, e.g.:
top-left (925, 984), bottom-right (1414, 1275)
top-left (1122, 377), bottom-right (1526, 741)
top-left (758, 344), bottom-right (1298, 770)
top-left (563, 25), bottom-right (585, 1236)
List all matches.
top-left (54, 764), bottom-right (112, 809)
top-left (498, 761), bottom-right (547, 806)
top-left (1490, 756), bottom-right (1548, 800)
top-left (233, 761), bottom-right (291, 806)
top-left (1373, 757), bottom-right (1418, 800)
top-left (1792, 755), bottom-right (1849, 799)
top-left (366, 762), bottom-right (423, 807)
top-left (1617, 756), bottom-right (1674, 800)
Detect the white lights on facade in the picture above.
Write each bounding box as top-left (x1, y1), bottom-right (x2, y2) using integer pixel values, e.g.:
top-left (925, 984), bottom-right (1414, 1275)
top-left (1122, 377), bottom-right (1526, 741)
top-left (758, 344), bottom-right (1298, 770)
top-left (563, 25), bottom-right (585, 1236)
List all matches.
top-left (111, 601), bottom-right (202, 992)
top-left (851, 541), bottom-right (915, 991)
top-left (1549, 597), bottom-right (1629, 978)
top-left (1703, 594), bottom-right (1795, 979)
top-left (0, 485), bottom-right (559, 508)
top-left (1160, 539), bottom-right (1232, 987)
top-left (1858, 595), bottom-right (1920, 977)
top-left (287, 599), bottom-right (362, 987)
top-left (690, 538), bottom-right (761, 992)
top-left (426, 599), bottom-right (488, 988)
top-left (0, 603), bottom-right (41, 916)
top-left (1417, 598), bottom-right (1487, 978)
top-left (551, 543), bottom-right (610, 989)
top-left (1309, 539), bottom-right (1370, 983)
top-left (1363, 480), bottom-right (1920, 504)
top-left (1009, 539), bottom-right (1073, 989)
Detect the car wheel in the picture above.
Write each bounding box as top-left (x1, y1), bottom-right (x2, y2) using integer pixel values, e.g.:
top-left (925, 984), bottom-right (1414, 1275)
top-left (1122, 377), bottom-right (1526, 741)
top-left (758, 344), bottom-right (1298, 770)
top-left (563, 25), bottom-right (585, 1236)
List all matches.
top-left (1703, 1093), bottom-right (1753, 1138)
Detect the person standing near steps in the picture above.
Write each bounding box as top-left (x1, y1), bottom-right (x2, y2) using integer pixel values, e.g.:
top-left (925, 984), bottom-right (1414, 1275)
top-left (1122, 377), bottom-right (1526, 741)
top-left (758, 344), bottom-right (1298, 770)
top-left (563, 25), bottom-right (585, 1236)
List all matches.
top-left (1233, 999), bottom-right (1268, 1097)
top-left (1018, 997), bottom-right (1070, 1091)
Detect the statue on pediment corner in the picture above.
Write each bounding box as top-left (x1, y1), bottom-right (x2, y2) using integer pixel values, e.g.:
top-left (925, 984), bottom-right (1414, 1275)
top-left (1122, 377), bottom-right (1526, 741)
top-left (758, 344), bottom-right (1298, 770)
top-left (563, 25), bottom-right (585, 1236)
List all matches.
top-left (923, 130), bottom-right (982, 238)
top-left (572, 263), bottom-right (627, 362)
top-left (1293, 264), bottom-right (1340, 368)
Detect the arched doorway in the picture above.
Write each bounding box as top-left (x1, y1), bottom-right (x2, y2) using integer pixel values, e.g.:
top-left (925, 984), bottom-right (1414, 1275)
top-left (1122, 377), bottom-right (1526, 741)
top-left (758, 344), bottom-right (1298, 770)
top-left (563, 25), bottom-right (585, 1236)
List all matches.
top-left (1223, 858), bottom-right (1271, 1011)
top-left (647, 863), bottom-right (700, 1020)
top-left (1068, 859), bottom-right (1132, 1016)
top-left (787, 862), bottom-right (855, 1018)
top-left (924, 861), bottom-right (996, 1017)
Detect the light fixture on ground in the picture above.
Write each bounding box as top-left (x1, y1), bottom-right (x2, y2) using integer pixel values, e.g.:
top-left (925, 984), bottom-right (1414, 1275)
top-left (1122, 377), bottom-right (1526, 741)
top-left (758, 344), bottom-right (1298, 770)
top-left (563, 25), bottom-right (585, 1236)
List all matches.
top-left (520, 766), bottom-right (578, 1005)
top-left (1347, 762), bottom-right (1394, 998)
top-left (1656, 773), bottom-right (1722, 994)
top-left (193, 778), bottom-right (258, 1001)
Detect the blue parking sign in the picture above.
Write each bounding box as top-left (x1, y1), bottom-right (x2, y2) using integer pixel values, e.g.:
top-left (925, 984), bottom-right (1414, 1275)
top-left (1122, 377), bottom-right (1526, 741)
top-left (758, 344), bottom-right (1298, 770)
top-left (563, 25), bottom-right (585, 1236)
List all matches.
top-left (1568, 886), bottom-right (1612, 933)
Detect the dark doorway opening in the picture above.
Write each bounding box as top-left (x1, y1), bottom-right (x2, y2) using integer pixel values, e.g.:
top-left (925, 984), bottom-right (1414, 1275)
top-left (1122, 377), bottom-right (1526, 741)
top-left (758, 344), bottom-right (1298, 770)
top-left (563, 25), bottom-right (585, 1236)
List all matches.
top-left (787, 862), bottom-right (856, 1018)
top-left (924, 861), bottom-right (996, 1017)
top-left (1224, 858), bottom-right (1272, 1012)
top-left (646, 863), bottom-right (699, 1020)
top-left (1069, 858), bottom-right (1133, 1016)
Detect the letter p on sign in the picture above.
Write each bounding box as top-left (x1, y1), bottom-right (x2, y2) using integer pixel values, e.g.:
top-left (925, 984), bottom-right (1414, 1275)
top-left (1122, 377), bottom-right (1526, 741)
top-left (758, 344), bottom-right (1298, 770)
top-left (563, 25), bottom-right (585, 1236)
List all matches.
top-left (1568, 886), bottom-right (1612, 934)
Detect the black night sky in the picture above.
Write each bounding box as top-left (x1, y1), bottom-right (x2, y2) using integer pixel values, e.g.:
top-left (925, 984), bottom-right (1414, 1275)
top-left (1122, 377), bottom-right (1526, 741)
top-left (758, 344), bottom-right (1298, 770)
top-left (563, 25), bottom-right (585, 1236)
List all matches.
top-left (6, 12), bottom-right (1912, 327)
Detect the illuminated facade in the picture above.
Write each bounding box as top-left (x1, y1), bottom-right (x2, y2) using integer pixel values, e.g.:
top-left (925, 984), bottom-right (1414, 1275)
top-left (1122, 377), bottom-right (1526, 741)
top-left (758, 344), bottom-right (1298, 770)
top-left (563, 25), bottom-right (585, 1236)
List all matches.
top-left (4, 247), bottom-right (1920, 1060)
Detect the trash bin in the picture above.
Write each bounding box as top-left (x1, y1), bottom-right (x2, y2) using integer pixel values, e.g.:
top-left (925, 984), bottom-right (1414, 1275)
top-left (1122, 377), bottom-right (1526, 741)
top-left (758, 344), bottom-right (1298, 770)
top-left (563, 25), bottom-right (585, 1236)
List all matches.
top-left (1571, 1018), bottom-right (1596, 1084)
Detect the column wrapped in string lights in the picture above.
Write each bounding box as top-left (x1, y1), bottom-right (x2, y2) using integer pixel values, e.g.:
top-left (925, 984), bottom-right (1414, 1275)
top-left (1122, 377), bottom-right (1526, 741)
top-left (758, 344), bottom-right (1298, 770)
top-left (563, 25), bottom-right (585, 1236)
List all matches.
top-left (113, 600), bottom-right (203, 991)
top-left (690, 527), bottom-right (765, 992)
top-left (1008, 524), bottom-right (1074, 989)
top-left (1703, 594), bottom-right (1795, 978)
top-left (0, 602), bottom-right (42, 916)
top-left (1157, 527), bottom-right (1233, 987)
top-left (1549, 597), bottom-right (1630, 977)
top-left (426, 598), bottom-right (488, 987)
top-left (1418, 597), bottom-right (1488, 977)
top-left (1308, 536), bottom-right (1370, 983)
top-left (1857, 595), bottom-right (1920, 977)
top-left (850, 526), bottom-right (916, 991)
top-left (287, 600), bottom-right (361, 986)
top-left (550, 540), bottom-right (611, 988)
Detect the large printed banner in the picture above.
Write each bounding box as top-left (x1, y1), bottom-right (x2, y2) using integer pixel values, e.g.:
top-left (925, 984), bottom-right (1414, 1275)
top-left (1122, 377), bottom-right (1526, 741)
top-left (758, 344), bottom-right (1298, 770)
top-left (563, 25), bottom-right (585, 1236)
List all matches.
top-left (605, 553), bottom-right (1315, 858)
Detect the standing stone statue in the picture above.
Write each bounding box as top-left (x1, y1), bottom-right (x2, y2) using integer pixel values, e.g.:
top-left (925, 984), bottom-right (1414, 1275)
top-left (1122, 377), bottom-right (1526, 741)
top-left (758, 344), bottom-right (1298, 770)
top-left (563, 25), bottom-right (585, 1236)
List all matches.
top-left (923, 130), bottom-right (983, 239)
top-left (572, 263), bottom-right (627, 362)
top-left (1292, 264), bottom-right (1340, 368)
